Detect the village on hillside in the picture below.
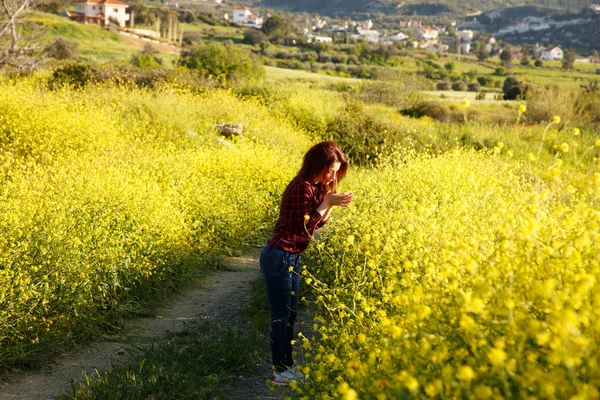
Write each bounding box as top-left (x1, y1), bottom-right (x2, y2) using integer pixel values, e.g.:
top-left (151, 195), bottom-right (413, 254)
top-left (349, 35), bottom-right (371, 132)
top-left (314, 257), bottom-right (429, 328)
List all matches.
top-left (58, 1), bottom-right (600, 65)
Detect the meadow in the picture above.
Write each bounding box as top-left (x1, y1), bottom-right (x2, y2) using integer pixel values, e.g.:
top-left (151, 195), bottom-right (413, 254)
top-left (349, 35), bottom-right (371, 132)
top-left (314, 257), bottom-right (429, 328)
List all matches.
top-left (2, 13), bottom-right (600, 395)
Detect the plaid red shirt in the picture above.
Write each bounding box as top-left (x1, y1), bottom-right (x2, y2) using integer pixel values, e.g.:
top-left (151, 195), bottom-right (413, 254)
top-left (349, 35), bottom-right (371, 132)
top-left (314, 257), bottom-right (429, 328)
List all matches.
top-left (268, 176), bottom-right (327, 253)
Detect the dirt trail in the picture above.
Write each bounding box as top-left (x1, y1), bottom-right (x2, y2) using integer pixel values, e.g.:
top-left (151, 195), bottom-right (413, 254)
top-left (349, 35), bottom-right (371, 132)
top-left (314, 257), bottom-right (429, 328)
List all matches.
top-left (0, 249), bottom-right (291, 400)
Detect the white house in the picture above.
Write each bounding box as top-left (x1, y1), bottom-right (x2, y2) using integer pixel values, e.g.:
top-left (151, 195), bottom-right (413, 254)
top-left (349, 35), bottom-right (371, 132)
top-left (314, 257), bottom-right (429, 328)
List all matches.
top-left (232, 6), bottom-right (263, 29)
top-left (382, 32), bottom-right (408, 43)
top-left (354, 28), bottom-right (380, 42)
top-left (541, 46), bottom-right (563, 60)
top-left (359, 20), bottom-right (373, 30)
top-left (460, 42), bottom-right (471, 54)
top-left (67, 0), bottom-right (129, 27)
top-left (458, 29), bottom-right (473, 42)
top-left (417, 27), bottom-right (439, 40)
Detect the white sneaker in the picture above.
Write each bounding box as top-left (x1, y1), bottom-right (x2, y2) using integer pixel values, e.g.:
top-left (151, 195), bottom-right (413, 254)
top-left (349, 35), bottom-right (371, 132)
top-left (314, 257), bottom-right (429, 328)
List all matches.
top-left (290, 365), bottom-right (304, 379)
top-left (271, 369), bottom-right (295, 385)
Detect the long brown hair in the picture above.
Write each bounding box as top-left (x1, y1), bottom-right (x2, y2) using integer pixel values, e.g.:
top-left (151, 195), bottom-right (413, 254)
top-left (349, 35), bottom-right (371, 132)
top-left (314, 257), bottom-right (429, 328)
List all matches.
top-left (297, 141), bottom-right (348, 196)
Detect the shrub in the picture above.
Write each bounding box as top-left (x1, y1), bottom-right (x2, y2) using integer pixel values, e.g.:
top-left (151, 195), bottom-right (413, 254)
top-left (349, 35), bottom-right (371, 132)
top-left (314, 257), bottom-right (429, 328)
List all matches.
top-left (503, 76), bottom-right (528, 100)
top-left (476, 76), bottom-right (495, 87)
top-left (400, 101), bottom-right (450, 122)
top-left (242, 29), bottom-right (267, 45)
top-left (179, 42), bottom-right (265, 85)
top-left (467, 82), bottom-right (481, 92)
top-left (45, 36), bottom-right (79, 60)
top-left (437, 80), bottom-right (451, 90)
top-left (48, 63), bottom-right (96, 89)
top-left (494, 66), bottom-right (506, 76)
top-left (451, 81), bottom-right (467, 91)
top-left (534, 59), bottom-right (543, 67)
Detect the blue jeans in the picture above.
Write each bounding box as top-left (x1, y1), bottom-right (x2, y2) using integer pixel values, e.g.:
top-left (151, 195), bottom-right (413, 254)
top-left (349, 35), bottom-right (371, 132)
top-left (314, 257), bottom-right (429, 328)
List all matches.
top-left (259, 244), bottom-right (301, 372)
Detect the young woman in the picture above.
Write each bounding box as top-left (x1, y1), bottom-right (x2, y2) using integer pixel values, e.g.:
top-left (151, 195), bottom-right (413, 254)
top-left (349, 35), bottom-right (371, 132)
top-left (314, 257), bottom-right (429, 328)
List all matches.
top-left (260, 141), bottom-right (353, 385)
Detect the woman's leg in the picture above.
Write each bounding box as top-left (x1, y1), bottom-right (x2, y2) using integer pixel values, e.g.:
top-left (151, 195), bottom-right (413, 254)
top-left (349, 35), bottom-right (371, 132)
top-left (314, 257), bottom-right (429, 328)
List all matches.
top-left (260, 245), bottom-right (293, 372)
top-left (285, 254), bottom-right (300, 368)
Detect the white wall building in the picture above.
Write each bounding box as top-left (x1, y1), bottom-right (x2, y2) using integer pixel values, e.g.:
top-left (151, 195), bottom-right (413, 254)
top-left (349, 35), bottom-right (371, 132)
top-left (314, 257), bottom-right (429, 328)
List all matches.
top-left (541, 46), bottom-right (564, 60)
top-left (68, 0), bottom-right (129, 27)
top-left (382, 32), bottom-right (408, 43)
top-left (417, 27), bottom-right (439, 40)
top-left (232, 6), bottom-right (263, 29)
top-left (458, 29), bottom-right (473, 42)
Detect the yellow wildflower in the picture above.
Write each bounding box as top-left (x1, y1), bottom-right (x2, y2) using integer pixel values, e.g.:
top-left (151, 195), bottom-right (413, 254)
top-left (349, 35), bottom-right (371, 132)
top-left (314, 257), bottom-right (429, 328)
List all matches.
top-left (553, 116), bottom-right (561, 124)
top-left (461, 97), bottom-right (471, 108)
top-left (560, 142), bottom-right (569, 152)
top-left (457, 365), bottom-right (476, 382)
top-left (573, 127), bottom-right (580, 136)
top-left (518, 104), bottom-right (527, 113)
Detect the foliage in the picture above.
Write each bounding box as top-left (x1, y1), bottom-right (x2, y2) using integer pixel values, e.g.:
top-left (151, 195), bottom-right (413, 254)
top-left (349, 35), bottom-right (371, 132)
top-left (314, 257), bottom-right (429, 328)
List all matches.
top-left (400, 101), bottom-right (450, 122)
top-left (297, 146), bottom-right (600, 399)
top-left (261, 15), bottom-right (294, 43)
top-left (452, 81), bottom-right (467, 91)
top-left (0, 80), bottom-right (306, 368)
top-left (500, 46), bottom-right (513, 69)
top-left (503, 76), bottom-right (527, 100)
top-left (44, 36), bottom-right (79, 60)
top-left (562, 48), bottom-right (577, 70)
top-left (178, 42), bottom-right (265, 85)
top-left (242, 28), bottom-right (267, 45)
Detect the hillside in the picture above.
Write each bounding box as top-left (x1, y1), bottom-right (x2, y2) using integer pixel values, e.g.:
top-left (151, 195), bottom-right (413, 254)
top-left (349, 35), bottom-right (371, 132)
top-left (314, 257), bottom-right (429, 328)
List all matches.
top-left (258, 0), bottom-right (597, 17)
top-left (481, 8), bottom-right (600, 51)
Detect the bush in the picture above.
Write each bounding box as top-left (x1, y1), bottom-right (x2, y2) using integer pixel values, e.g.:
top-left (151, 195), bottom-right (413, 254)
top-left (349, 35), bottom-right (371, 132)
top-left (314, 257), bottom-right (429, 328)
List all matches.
top-left (477, 76), bottom-right (495, 87)
top-left (534, 59), bottom-right (543, 67)
top-left (437, 80), bottom-right (451, 90)
top-left (179, 42), bottom-right (265, 85)
top-left (45, 36), bottom-right (79, 60)
top-left (494, 66), bottom-right (506, 76)
top-left (452, 81), bottom-right (467, 91)
top-left (400, 101), bottom-right (450, 122)
top-left (467, 82), bottom-right (481, 92)
top-left (48, 63), bottom-right (96, 89)
top-left (242, 29), bottom-right (267, 45)
top-left (503, 76), bottom-right (528, 100)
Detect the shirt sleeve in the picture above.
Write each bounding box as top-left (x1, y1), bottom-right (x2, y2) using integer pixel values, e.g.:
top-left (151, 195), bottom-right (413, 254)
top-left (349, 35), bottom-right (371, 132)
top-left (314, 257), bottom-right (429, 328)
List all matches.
top-left (290, 181), bottom-right (323, 232)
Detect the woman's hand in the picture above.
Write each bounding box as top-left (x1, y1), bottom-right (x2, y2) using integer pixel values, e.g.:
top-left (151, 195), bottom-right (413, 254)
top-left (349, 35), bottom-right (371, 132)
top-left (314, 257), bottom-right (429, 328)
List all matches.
top-left (324, 191), bottom-right (353, 207)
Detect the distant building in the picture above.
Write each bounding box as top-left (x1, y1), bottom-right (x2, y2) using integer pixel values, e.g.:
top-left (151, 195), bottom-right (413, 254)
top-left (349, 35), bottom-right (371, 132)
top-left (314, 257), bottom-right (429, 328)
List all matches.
top-left (305, 34), bottom-right (332, 43)
top-left (541, 46), bottom-right (563, 60)
top-left (232, 6), bottom-right (263, 29)
top-left (382, 32), bottom-right (408, 43)
top-left (399, 20), bottom-right (421, 28)
top-left (353, 29), bottom-right (380, 42)
top-left (417, 27), bottom-right (439, 40)
top-left (458, 29), bottom-right (473, 43)
top-left (359, 20), bottom-right (373, 30)
top-left (460, 42), bottom-right (471, 54)
top-left (65, 0), bottom-right (130, 27)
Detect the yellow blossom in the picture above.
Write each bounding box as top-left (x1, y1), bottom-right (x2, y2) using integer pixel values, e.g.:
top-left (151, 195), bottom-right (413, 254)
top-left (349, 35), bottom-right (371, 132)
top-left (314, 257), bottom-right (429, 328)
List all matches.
top-left (457, 365), bottom-right (476, 382)
top-left (560, 142), bottom-right (569, 152)
top-left (461, 97), bottom-right (471, 108)
top-left (573, 128), bottom-right (580, 136)
top-left (518, 104), bottom-right (527, 113)
top-left (553, 116), bottom-right (561, 124)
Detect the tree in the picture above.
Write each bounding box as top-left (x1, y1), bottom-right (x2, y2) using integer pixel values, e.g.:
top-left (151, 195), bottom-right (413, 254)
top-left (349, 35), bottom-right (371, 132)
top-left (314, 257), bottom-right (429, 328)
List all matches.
top-left (179, 42), bottom-right (264, 85)
top-left (503, 76), bottom-right (527, 100)
top-left (562, 48), bottom-right (576, 70)
top-left (500, 46), bottom-right (512, 69)
top-left (520, 44), bottom-right (531, 66)
top-left (261, 15), bottom-right (294, 43)
top-left (1, 0), bottom-right (47, 70)
top-left (476, 41), bottom-right (489, 62)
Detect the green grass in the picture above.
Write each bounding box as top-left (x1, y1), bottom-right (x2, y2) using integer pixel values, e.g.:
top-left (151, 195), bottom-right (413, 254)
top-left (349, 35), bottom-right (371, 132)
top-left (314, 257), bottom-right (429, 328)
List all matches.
top-left (25, 11), bottom-right (145, 62)
top-left (265, 65), bottom-right (362, 85)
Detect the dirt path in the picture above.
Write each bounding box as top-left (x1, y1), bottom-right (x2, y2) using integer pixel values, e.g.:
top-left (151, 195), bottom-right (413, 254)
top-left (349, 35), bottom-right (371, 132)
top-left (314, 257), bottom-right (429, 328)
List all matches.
top-left (0, 249), bottom-right (293, 400)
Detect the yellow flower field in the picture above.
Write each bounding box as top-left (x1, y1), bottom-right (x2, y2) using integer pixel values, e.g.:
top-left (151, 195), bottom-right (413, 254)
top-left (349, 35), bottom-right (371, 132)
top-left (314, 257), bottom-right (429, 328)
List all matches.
top-left (300, 149), bottom-right (600, 398)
